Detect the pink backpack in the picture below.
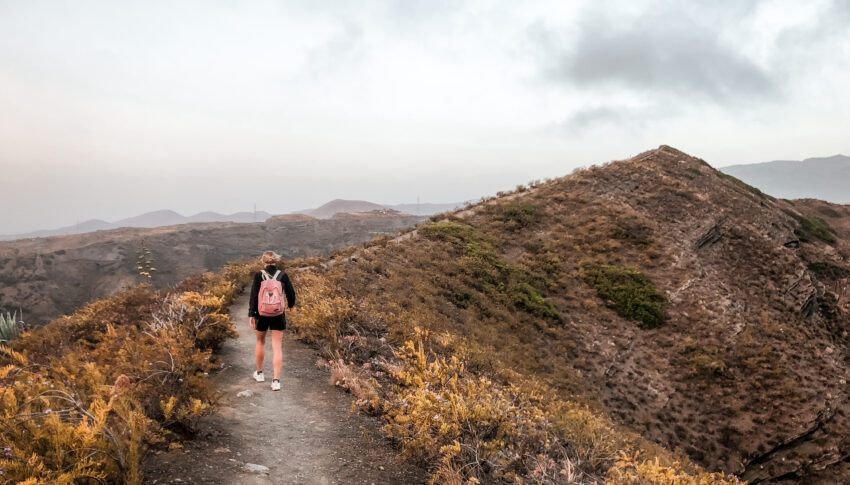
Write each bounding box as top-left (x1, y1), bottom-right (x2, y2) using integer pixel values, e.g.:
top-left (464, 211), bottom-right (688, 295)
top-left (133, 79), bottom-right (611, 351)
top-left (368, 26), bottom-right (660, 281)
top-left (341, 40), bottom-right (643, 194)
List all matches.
top-left (257, 270), bottom-right (286, 317)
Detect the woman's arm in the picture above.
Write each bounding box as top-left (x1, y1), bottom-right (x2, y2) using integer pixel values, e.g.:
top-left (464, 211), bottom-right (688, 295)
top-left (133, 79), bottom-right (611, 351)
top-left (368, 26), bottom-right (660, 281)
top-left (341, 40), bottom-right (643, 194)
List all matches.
top-left (248, 272), bottom-right (261, 317)
top-left (282, 273), bottom-right (296, 308)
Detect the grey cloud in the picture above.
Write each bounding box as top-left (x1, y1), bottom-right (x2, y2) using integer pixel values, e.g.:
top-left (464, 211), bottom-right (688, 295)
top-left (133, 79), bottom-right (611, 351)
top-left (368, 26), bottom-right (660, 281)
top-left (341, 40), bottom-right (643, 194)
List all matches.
top-left (557, 103), bottom-right (676, 133)
top-left (560, 106), bottom-right (623, 131)
top-left (535, 2), bottom-right (776, 104)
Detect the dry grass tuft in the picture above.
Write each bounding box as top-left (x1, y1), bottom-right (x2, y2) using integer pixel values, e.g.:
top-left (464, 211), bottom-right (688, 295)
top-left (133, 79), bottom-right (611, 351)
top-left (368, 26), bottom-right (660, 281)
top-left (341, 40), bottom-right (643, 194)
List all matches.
top-left (328, 359), bottom-right (380, 408)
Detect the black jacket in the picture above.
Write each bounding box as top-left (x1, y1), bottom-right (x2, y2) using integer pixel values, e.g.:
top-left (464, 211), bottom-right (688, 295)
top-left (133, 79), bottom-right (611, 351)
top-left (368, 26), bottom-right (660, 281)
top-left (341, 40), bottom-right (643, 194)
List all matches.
top-left (248, 265), bottom-right (296, 318)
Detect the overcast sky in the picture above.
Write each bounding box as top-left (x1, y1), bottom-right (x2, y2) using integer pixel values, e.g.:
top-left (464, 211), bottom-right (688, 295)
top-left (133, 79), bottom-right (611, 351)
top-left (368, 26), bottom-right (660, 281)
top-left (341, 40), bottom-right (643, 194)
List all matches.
top-left (1, 0), bottom-right (848, 233)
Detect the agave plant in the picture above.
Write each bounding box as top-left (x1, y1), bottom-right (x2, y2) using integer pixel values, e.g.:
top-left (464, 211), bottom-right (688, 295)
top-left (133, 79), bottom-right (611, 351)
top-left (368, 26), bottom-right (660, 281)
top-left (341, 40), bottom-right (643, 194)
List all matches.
top-left (0, 310), bottom-right (23, 342)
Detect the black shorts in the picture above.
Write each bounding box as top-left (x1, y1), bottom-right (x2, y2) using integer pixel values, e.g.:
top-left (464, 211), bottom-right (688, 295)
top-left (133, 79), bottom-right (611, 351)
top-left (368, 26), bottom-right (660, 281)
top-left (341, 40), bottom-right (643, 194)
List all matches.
top-left (255, 314), bottom-right (286, 332)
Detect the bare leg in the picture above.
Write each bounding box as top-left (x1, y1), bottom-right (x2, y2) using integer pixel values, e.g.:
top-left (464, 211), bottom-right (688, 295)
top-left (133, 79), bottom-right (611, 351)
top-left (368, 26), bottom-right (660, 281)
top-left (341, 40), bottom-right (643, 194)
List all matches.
top-left (271, 330), bottom-right (284, 380)
top-left (255, 330), bottom-right (267, 373)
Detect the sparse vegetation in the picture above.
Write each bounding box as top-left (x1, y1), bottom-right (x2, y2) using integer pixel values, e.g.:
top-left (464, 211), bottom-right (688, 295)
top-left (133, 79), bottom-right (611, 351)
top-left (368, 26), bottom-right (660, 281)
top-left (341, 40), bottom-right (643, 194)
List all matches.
top-left (680, 339), bottom-right (728, 379)
top-left (582, 264), bottom-right (666, 328)
top-left (292, 266), bottom-right (737, 483)
top-left (817, 205), bottom-right (842, 218)
top-left (609, 213), bottom-right (654, 246)
top-left (686, 167), bottom-right (703, 178)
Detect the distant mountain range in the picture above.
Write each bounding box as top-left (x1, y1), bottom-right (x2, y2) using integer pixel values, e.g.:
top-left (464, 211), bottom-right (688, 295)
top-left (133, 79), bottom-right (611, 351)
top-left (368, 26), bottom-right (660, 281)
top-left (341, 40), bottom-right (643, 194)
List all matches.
top-left (0, 210), bottom-right (275, 241)
top-left (721, 154), bottom-right (850, 203)
top-left (1, 200), bottom-right (463, 241)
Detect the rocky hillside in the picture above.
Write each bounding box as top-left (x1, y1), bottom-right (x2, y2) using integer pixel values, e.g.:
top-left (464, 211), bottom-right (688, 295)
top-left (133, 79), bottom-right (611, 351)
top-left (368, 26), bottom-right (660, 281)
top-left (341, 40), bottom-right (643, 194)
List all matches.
top-left (291, 146), bottom-right (850, 483)
top-left (0, 211), bottom-right (423, 325)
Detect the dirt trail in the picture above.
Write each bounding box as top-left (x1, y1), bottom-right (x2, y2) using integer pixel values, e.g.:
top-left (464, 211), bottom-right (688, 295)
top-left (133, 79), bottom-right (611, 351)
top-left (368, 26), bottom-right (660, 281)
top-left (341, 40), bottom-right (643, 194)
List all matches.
top-left (144, 294), bottom-right (427, 485)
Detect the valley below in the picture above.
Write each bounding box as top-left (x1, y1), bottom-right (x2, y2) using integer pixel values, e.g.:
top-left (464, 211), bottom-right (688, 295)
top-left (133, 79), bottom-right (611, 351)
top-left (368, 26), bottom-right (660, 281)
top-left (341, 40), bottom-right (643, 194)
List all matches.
top-left (0, 211), bottom-right (424, 326)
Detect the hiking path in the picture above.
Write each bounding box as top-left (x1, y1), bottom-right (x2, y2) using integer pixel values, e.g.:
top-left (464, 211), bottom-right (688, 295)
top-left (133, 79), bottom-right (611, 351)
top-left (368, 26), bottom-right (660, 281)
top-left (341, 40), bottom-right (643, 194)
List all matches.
top-left (143, 293), bottom-right (427, 485)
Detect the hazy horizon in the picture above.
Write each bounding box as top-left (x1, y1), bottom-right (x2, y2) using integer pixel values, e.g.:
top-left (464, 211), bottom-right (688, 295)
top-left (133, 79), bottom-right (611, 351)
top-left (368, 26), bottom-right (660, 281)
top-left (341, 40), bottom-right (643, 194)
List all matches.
top-left (0, 199), bottom-right (465, 237)
top-left (2, 0), bottom-right (849, 233)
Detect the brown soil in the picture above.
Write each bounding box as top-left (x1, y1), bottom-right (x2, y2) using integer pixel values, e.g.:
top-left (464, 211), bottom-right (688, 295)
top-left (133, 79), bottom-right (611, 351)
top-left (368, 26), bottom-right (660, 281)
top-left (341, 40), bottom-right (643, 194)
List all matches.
top-left (143, 295), bottom-right (428, 485)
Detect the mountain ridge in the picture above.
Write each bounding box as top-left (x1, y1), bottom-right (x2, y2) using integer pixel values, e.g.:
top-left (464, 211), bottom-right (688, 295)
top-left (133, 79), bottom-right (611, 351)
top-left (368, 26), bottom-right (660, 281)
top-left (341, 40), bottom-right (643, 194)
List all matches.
top-left (285, 145), bottom-right (850, 483)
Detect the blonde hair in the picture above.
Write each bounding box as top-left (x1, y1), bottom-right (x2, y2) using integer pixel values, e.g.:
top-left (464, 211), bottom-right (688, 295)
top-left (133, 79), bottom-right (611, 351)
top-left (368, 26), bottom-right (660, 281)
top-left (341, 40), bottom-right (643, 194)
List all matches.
top-left (261, 251), bottom-right (281, 266)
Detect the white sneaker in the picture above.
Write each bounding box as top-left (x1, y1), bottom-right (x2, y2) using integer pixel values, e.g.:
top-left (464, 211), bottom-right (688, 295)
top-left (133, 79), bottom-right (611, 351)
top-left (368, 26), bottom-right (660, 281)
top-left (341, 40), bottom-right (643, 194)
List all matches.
top-left (271, 379), bottom-right (280, 391)
top-left (253, 371), bottom-right (265, 382)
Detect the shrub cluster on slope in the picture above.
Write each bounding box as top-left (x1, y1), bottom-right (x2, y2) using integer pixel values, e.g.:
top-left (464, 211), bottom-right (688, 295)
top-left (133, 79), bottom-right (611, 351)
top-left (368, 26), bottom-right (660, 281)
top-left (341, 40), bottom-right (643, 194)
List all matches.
top-left (582, 264), bottom-right (666, 328)
top-left (0, 261), bottom-right (256, 484)
top-left (782, 209), bottom-right (837, 244)
top-left (289, 258), bottom-right (740, 484)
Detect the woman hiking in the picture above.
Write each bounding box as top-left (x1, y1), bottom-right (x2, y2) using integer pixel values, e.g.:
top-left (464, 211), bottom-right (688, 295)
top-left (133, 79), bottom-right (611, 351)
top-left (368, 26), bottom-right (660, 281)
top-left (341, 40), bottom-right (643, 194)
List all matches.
top-left (248, 251), bottom-right (296, 391)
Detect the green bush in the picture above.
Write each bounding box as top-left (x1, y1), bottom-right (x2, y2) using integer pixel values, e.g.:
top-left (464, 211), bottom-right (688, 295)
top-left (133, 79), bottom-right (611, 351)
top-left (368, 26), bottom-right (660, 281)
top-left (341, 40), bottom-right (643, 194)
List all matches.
top-left (792, 214), bottom-right (836, 244)
top-left (508, 282), bottom-right (560, 320)
top-left (582, 264), bottom-right (666, 328)
top-left (419, 221), bottom-right (478, 243)
top-left (487, 202), bottom-right (540, 230)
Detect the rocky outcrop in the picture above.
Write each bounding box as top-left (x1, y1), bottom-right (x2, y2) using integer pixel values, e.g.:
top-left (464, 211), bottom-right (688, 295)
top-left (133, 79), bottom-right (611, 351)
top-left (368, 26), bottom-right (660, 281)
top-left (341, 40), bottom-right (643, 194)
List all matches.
top-left (695, 219), bottom-right (725, 249)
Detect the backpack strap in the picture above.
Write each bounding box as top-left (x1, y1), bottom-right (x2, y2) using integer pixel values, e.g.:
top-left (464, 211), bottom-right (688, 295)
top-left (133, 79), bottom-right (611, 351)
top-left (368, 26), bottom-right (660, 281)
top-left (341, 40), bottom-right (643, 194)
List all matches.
top-left (272, 270), bottom-right (282, 281)
top-left (260, 270), bottom-right (271, 281)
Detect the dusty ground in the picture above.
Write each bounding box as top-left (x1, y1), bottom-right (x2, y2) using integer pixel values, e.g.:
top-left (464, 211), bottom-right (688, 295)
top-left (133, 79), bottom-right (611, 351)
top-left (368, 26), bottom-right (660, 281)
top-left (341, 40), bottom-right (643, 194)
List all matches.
top-left (143, 295), bottom-right (428, 485)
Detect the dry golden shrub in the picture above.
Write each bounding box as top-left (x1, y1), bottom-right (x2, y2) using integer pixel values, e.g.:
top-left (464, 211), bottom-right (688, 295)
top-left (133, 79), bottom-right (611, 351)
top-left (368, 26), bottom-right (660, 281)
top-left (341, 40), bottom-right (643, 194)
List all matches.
top-left (0, 261), bottom-right (256, 484)
top-left (379, 331), bottom-right (638, 483)
top-left (608, 454), bottom-right (743, 485)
